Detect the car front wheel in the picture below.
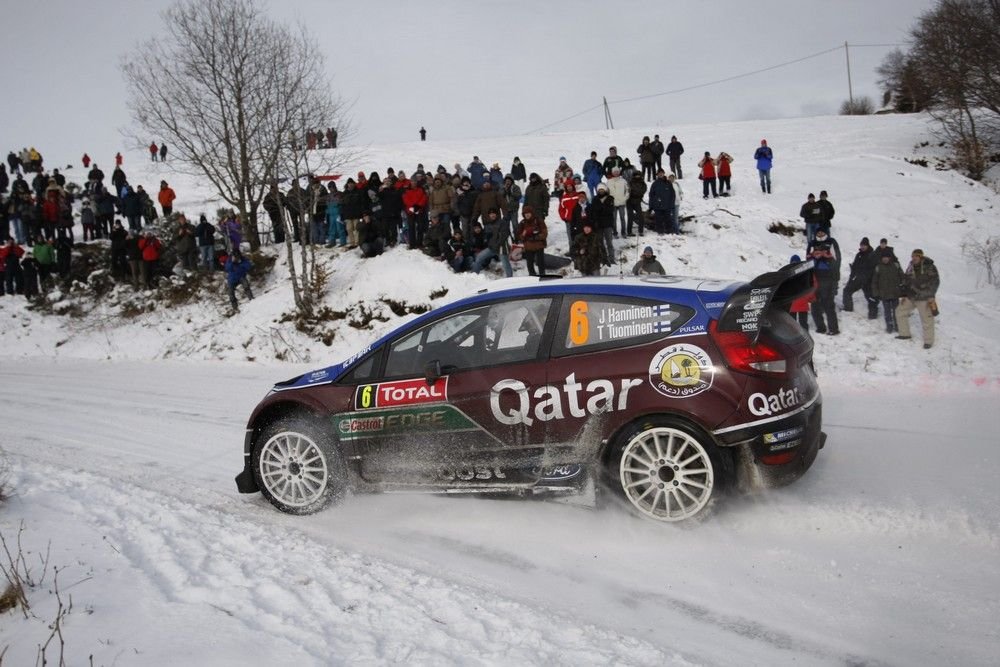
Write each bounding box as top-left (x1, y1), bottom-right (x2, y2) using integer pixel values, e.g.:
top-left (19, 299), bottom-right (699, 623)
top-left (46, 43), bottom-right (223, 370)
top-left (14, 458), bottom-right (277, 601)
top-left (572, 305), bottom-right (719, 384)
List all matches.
top-left (612, 419), bottom-right (728, 522)
top-left (252, 416), bottom-right (346, 515)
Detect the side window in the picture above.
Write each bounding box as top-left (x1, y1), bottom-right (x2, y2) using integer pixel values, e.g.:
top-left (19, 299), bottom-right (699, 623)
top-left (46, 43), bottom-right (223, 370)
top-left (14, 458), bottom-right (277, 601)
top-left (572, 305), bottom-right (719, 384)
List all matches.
top-left (552, 296), bottom-right (693, 356)
top-left (486, 299), bottom-right (550, 362)
top-left (383, 298), bottom-right (552, 378)
top-left (339, 353), bottom-right (378, 384)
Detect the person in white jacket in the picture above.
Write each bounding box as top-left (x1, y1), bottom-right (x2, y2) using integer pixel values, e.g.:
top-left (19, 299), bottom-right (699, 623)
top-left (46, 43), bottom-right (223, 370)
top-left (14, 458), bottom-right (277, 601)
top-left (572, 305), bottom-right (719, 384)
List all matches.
top-left (669, 174), bottom-right (683, 233)
top-left (606, 167), bottom-right (630, 238)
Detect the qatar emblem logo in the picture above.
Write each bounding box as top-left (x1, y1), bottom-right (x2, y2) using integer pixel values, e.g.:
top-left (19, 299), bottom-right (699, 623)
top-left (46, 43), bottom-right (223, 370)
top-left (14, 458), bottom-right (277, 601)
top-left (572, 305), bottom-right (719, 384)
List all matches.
top-left (648, 344), bottom-right (714, 399)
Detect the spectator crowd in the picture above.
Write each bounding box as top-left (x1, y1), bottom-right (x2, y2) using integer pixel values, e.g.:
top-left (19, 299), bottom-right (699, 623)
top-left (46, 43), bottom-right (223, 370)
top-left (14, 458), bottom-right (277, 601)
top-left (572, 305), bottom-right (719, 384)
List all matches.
top-left (0, 136), bottom-right (940, 348)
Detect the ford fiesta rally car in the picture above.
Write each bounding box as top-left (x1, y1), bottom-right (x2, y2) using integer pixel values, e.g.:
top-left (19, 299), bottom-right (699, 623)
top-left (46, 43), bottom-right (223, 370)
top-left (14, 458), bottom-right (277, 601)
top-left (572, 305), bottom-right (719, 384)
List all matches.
top-left (236, 261), bottom-right (825, 522)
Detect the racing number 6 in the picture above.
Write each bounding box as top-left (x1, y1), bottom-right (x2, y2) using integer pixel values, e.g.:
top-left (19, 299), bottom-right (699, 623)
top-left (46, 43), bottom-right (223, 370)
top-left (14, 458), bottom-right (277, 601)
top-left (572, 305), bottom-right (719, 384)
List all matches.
top-left (360, 385), bottom-right (373, 408)
top-left (569, 300), bottom-right (589, 345)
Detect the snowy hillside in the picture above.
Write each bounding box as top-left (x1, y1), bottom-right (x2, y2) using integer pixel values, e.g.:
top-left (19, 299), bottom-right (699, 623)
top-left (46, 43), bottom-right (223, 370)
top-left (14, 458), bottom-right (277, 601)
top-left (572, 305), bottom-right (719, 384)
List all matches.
top-left (1, 113), bottom-right (998, 666)
top-left (3, 113), bottom-right (998, 383)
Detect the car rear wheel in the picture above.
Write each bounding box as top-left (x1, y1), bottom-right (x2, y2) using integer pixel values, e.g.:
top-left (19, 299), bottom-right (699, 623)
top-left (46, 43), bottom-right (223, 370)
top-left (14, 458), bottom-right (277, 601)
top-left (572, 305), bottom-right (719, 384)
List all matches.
top-left (611, 419), bottom-right (728, 522)
top-left (252, 416), bottom-right (347, 515)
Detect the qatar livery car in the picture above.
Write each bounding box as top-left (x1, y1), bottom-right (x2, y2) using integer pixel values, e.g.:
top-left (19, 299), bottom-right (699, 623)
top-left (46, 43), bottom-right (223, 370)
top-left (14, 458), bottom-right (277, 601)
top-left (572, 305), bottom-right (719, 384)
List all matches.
top-left (236, 262), bottom-right (825, 522)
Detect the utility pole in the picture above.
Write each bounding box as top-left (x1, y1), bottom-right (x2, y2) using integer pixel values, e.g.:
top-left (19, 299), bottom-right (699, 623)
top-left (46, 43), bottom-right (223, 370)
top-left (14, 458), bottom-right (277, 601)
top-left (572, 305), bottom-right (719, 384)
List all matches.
top-left (603, 96), bottom-right (614, 130)
top-left (845, 41), bottom-right (854, 108)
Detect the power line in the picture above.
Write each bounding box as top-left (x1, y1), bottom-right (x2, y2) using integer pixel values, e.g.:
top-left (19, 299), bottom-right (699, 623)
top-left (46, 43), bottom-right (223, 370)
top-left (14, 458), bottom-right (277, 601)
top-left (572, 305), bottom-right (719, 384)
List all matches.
top-left (523, 103), bottom-right (604, 135)
top-left (849, 42), bottom-right (909, 48)
top-left (525, 42), bottom-right (906, 135)
top-left (609, 45), bottom-right (843, 106)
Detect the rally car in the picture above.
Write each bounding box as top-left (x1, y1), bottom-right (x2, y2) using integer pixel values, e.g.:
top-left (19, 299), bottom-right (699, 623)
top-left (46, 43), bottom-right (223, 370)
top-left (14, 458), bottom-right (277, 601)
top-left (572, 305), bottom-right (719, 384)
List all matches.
top-left (236, 261), bottom-right (825, 522)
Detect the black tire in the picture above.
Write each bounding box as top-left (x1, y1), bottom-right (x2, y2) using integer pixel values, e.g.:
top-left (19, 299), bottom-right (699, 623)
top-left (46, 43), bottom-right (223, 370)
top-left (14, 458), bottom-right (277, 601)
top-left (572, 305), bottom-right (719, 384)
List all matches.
top-left (608, 416), bottom-right (732, 522)
top-left (251, 415), bottom-right (347, 515)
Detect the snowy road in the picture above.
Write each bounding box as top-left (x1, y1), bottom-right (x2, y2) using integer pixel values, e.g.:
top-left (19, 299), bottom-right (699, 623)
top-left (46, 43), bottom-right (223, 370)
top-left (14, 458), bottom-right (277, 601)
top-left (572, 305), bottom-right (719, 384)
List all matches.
top-left (1, 359), bottom-right (998, 666)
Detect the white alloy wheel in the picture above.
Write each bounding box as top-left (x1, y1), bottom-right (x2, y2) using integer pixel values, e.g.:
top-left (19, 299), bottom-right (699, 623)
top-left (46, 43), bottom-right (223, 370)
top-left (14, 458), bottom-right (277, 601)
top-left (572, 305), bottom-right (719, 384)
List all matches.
top-left (618, 426), bottom-right (715, 521)
top-left (258, 430), bottom-right (331, 510)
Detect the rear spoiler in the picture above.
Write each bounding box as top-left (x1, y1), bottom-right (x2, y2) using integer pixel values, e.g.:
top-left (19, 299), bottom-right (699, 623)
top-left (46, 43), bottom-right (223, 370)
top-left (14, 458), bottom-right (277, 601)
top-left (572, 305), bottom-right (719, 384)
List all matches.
top-left (717, 260), bottom-right (815, 342)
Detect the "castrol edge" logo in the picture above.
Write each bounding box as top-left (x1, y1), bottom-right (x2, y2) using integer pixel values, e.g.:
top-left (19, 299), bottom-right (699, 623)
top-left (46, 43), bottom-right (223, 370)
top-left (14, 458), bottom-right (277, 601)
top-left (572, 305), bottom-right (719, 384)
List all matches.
top-left (354, 377), bottom-right (448, 410)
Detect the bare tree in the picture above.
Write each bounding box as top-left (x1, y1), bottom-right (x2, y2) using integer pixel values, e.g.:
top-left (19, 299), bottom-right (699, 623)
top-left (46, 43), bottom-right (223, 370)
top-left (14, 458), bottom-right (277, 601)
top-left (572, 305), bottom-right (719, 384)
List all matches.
top-left (876, 48), bottom-right (935, 113)
top-left (121, 0), bottom-right (354, 250)
top-left (909, 0), bottom-right (1000, 179)
top-left (278, 142), bottom-right (329, 318)
top-left (961, 234), bottom-right (1000, 286)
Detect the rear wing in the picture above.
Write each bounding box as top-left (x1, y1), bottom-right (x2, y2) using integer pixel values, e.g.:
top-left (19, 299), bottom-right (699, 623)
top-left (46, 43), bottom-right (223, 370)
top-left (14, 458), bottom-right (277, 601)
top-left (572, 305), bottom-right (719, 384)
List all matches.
top-left (717, 260), bottom-right (815, 342)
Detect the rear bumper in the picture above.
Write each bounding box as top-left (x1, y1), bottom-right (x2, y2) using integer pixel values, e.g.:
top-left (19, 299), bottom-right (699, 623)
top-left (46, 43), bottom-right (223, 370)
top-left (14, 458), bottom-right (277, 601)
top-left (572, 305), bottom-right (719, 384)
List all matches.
top-left (715, 400), bottom-right (825, 488)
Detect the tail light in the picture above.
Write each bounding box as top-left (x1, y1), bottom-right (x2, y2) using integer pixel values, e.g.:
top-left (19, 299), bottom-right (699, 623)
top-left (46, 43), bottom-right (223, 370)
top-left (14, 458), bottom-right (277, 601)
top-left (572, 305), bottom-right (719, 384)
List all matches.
top-left (708, 319), bottom-right (787, 376)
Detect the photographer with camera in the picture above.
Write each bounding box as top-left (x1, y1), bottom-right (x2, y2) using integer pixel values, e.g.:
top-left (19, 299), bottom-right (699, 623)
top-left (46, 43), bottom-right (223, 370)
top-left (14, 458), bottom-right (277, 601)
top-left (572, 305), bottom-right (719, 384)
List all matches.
top-left (807, 228), bottom-right (842, 335)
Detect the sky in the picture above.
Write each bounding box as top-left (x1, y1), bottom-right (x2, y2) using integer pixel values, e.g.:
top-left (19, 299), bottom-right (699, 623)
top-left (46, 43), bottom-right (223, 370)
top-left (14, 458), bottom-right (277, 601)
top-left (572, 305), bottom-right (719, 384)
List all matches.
top-left (0, 0), bottom-right (937, 170)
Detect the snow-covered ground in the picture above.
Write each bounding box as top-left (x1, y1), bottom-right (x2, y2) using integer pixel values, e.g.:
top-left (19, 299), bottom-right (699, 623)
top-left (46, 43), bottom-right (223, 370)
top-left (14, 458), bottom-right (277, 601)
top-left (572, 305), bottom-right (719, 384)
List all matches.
top-left (1, 113), bottom-right (999, 665)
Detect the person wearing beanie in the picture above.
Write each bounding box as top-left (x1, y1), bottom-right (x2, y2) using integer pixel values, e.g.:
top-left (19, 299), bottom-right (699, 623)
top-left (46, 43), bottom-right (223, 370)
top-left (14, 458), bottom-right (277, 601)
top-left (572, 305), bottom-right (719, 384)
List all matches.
top-left (871, 248), bottom-right (904, 333)
top-left (587, 184), bottom-right (616, 266)
top-left (158, 180), bottom-right (176, 218)
top-left (516, 205), bottom-right (548, 277)
top-left (877, 237), bottom-right (896, 259)
top-left (896, 249), bottom-right (940, 349)
top-left (632, 246), bottom-right (666, 276)
top-left (666, 135), bottom-right (685, 179)
top-left (582, 151), bottom-right (603, 198)
top-left (572, 220), bottom-right (604, 276)
top-left (806, 228), bottom-right (842, 335)
top-left (800, 193), bottom-right (823, 242)
top-left (843, 236), bottom-right (879, 318)
top-left (606, 167), bottom-right (629, 236)
top-left (603, 146), bottom-right (625, 178)
top-left (817, 190), bottom-right (835, 234)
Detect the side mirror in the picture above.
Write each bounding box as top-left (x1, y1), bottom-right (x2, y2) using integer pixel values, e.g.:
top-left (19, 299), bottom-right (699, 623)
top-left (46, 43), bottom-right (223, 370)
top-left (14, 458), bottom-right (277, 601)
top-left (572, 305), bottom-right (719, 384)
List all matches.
top-left (424, 360), bottom-right (442, 385)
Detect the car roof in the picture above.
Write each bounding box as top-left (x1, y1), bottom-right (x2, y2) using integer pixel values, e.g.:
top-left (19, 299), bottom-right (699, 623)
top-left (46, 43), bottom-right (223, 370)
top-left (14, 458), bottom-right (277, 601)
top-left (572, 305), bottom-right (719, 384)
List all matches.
top-left (466, 274), bottom-right (740, 301)
top-left (276, 274), bottom-right (746, 392)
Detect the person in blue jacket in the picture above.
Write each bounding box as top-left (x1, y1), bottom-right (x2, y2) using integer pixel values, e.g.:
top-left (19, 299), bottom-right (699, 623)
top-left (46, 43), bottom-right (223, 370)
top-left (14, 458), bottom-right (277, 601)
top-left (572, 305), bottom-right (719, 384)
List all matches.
top-left (224, 249), bottom-right (254, 311)
top-left (648, 170), bottom-right (677, 234)
top-left (754, 139), bottom-right (773, 193)
top-left (325, 192), bottom-right (345, 247)
top-left (582, 151), bottom-right (603, 198)
top-left (467, 156), bottom-right (487, 190)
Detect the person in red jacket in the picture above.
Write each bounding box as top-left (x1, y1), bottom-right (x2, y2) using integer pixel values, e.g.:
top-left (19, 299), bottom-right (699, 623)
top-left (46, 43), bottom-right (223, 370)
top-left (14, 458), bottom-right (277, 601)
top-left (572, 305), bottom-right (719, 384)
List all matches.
top-left (0, 239), bottom-right (25, 295)
top-left (137, 230), bottom-right (161, 288)
top-left (716, 152), bottom-right (734, 195)
top-left (788, 254), bottom-right (817, 333)
top-left (41, 190), bottom-right (61, 239)
top-left (158, 180), bottom-right (176, 217)
top-left (698, 151), bottom-right (718, 199)
top-left (402, 181), bottom-right (429, 250)
top-left (149, 142), bottom-right (159, 162)
top-left (558, 180), bottom-right (582, 244)
top-left (82, 153), bottom-right (91, 168)
top-left (115, 152), bottom-right (123, 167)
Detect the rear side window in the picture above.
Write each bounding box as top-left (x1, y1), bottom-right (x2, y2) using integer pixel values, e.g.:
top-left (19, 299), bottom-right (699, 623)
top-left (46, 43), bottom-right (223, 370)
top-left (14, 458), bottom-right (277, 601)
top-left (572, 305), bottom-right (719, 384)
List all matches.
top-left (552, 296), bottom-right (693, 356)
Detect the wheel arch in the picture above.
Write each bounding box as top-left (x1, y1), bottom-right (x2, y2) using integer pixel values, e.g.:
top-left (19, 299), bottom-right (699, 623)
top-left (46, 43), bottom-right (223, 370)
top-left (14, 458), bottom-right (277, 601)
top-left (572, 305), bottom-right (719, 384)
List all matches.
top-left (247, 398), bottom-right (329, 452)
top-left (600, 410), bottom-right (719, 467)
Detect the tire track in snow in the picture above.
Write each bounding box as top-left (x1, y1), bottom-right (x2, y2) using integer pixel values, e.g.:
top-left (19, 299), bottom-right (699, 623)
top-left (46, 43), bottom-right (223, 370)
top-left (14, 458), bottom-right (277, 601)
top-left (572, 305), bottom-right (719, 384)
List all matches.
top-left (12, 462), bottom-right (687, 666)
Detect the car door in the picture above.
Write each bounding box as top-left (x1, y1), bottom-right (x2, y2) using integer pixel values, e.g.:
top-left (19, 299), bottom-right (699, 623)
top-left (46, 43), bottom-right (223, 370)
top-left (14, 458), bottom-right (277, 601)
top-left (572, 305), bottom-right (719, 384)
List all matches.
top-left (348, 297), bottom-right (556, 485)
